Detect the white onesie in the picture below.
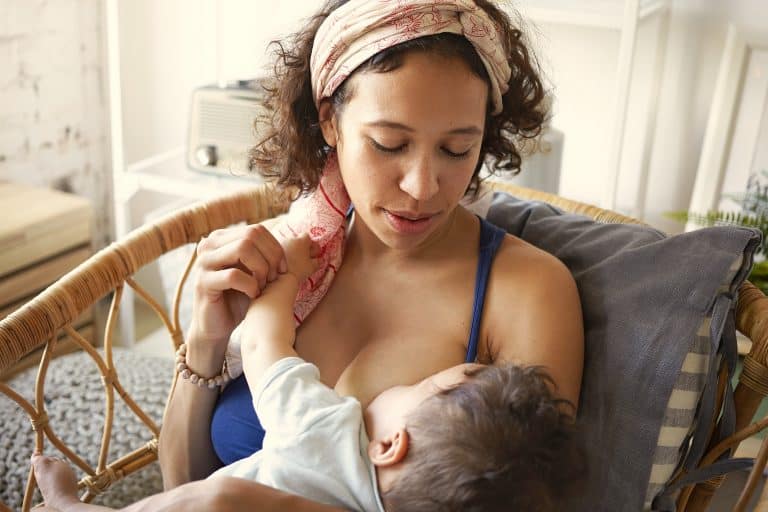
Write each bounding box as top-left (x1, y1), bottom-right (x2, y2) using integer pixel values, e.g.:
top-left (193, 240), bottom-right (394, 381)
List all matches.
top-left (211, 357), bottom-right (385, 512)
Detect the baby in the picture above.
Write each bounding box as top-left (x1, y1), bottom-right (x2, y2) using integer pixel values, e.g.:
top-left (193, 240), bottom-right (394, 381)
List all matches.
top-left (32, 235), bottom-right (584, 512)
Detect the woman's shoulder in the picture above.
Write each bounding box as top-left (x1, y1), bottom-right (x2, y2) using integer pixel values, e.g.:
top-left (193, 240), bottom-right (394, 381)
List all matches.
top-left (484, 233), bottom-right (584, 405)
top-left (493, 233), bottom-right (576, 294)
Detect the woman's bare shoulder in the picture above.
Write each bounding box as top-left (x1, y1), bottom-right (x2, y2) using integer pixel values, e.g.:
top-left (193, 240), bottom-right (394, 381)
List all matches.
top-left (483, 234), bottom-right (584, 406)
top-left (494, 234), bottom-right (575, 288)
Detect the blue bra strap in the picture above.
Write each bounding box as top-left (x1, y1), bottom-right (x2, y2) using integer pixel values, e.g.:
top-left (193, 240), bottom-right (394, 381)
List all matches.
top-left (465, 217), bottom-right (506, 363)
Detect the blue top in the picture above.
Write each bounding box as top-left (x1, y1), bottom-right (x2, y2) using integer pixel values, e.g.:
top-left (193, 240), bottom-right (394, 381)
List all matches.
top-left (211, 216), bottom-right (506, 465)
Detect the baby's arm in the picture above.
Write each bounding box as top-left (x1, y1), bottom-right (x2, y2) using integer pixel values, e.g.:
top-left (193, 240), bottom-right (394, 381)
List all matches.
top-left (239, 272), bottom-right (301, 383)
top-left (238, 234), bottom-right (319, 388)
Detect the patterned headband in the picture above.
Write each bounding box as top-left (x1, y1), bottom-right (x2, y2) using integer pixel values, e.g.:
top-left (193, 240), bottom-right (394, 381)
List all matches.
top-left (310, 0), bottom-right (512, 114)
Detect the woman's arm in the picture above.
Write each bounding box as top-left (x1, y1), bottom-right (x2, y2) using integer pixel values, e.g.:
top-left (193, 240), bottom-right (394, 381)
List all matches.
top-left (158, 222), bottom-right (287, 487)
top-left (485, 240), bottom-right (584, 410)
top-left (158, 358), bottom-right (223, 487)
top-left (205, 478), bottom-right (349, 512)
top-left (120, 478), bottom-right (348, 512)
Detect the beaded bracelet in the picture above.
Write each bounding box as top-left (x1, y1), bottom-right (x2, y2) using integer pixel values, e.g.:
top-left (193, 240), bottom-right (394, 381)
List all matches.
top-left (175, 343), bottom-right (231, 389)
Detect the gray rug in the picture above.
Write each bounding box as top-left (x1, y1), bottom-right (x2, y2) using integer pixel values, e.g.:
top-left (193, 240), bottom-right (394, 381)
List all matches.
top-left (1, 349), bottom-right (173, 509)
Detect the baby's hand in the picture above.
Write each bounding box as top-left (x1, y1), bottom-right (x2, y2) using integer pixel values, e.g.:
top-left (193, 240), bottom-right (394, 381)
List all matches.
top-left (281, 235), bottom-right (321, 282)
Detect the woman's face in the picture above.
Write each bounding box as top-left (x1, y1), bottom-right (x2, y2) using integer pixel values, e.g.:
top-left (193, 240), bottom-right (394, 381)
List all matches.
top-left (320, 51), bottom-right (489, 251)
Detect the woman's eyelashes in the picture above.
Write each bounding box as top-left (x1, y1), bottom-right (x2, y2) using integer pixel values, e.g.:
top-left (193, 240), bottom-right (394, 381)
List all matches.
top-left (369, 138), bottom-right (405, 154)
top-left (367, 138), bottom-right (473, 159)
top-left (442, 147), bottom-right (472, 159)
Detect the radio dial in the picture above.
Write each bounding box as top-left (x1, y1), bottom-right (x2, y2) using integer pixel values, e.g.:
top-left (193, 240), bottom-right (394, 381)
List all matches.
top-left (196, 145), bottom-right (218, 167)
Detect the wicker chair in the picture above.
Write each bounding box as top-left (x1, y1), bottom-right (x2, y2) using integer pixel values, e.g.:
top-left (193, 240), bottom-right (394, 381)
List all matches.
top-left (2, 182), bottom-right (768, 511)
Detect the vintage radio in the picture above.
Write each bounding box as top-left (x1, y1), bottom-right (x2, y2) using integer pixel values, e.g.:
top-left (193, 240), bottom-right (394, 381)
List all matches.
top-left (187, 79), bottom-right (264, 178)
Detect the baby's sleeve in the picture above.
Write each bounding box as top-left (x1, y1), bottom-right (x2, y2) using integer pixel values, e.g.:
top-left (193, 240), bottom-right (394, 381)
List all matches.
top-left (252, 357), bottom-right (356, 438)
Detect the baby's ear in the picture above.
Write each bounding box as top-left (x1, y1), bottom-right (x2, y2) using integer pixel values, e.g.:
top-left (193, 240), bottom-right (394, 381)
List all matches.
top-left (368, 429), bottom-right (409, 467)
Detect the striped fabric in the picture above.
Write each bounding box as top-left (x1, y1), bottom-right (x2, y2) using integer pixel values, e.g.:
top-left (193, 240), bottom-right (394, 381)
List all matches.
top-left (643, 255), bottom-right (744, 507)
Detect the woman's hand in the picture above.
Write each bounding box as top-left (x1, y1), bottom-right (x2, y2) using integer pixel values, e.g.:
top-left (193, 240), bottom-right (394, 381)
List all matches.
top-left (186, 224), bottom-right (287, 373)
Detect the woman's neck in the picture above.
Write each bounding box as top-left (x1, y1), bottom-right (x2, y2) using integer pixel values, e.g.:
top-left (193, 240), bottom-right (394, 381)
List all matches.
top-left (345, 206), bottom-right (478, 265)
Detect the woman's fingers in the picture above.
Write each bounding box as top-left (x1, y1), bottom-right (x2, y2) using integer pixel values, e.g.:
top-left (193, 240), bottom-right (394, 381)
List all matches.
top-left (200, 224), bottom-right (266, 248)
top-left (198, 242), bottom-right (265, 288)
top-left (201, 225), bottom-right (285, 268)
top-left (247, 227), bottom-right (286, 281)
top-left (198, 225), bottom-right (286, 284)
top-left (197, 267), bottom-right (262, 300)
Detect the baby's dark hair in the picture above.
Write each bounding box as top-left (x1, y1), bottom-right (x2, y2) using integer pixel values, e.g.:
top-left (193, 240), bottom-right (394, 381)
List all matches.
top-left (383, 364), bottom-right (585, 512)
top-left (249, 0), bottom-right (547, 196)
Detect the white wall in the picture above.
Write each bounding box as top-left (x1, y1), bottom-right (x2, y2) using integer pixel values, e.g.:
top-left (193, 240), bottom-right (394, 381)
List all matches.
top-left (643, 0), bottom-right (729, 232)
top-left (0, 0), bottom-right (111, 247)
top-left (2, 1), bottom-right (765, 244)
top-left (725, 0), bottom-right (768, 35)
top-left (118, 0), bottom-right (206, 164)
top-left (520, 0), bottom-right (767, 232)
top-left (117, 0), bottom-right (320, 165)
top-left (113, 0), bottom-right (768, 235)
top-left (216, 1), bottom-right (321, 81)
top-left (115, 1), bottom-right (321, 300)
top-left (528, 21), bottom-right (624, 206)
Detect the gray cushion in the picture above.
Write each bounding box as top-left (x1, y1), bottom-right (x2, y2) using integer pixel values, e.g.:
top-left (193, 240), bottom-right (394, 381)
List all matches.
top-left (486, 192), bottom-right (760, 511)
top-left (0, 349), bottom-right (173, 509)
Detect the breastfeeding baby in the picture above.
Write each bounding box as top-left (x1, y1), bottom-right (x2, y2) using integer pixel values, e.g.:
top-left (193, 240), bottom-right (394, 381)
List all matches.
top-left (32, 234), bottom-right (584, 512)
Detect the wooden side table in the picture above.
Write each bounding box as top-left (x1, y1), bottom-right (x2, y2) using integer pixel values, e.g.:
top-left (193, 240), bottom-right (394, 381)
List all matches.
top-left (0, 182), bottom-right (94, 378)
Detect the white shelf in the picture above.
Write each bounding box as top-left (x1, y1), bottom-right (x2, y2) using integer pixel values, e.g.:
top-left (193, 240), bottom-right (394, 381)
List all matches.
top-left (521, 0), bottom-right (667, 29)
top-left (117, 152), bottom-right (264, 201)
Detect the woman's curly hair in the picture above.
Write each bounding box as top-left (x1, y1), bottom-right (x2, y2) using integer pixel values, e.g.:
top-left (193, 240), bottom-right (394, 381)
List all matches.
top-left (249, 0), bottom-right (548, 196)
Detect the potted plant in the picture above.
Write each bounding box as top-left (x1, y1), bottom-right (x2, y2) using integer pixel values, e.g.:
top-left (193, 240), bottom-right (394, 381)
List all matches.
top-left (669, 171), bottom-right (768, 294)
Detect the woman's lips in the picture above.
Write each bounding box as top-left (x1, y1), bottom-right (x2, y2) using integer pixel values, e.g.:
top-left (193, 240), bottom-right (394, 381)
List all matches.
top-left (383, 209), bottom-right (438, 234)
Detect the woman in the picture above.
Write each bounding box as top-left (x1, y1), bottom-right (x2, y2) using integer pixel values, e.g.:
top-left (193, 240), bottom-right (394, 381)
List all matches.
top-left (158, 0), bottom-right (584, 509)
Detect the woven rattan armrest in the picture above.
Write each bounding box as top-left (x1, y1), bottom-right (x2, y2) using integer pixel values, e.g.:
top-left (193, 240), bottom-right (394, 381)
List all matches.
top-left (0, 184), bottom-right (290, 510)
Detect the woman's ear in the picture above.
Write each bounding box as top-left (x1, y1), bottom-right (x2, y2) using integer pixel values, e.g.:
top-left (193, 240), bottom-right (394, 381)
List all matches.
top-left (318, 101), bottom-right (338, 148)
top-left (368, 429), bottom-right (409, 467)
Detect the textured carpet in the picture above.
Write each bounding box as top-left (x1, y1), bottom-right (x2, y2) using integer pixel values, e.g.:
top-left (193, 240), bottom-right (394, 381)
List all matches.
top-left (1, 349), bottom-right (173, 509)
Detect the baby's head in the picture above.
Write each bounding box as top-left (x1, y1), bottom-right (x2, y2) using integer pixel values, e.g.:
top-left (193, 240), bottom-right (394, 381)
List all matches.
top-left (364, 363), bottom-right (584, 512)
